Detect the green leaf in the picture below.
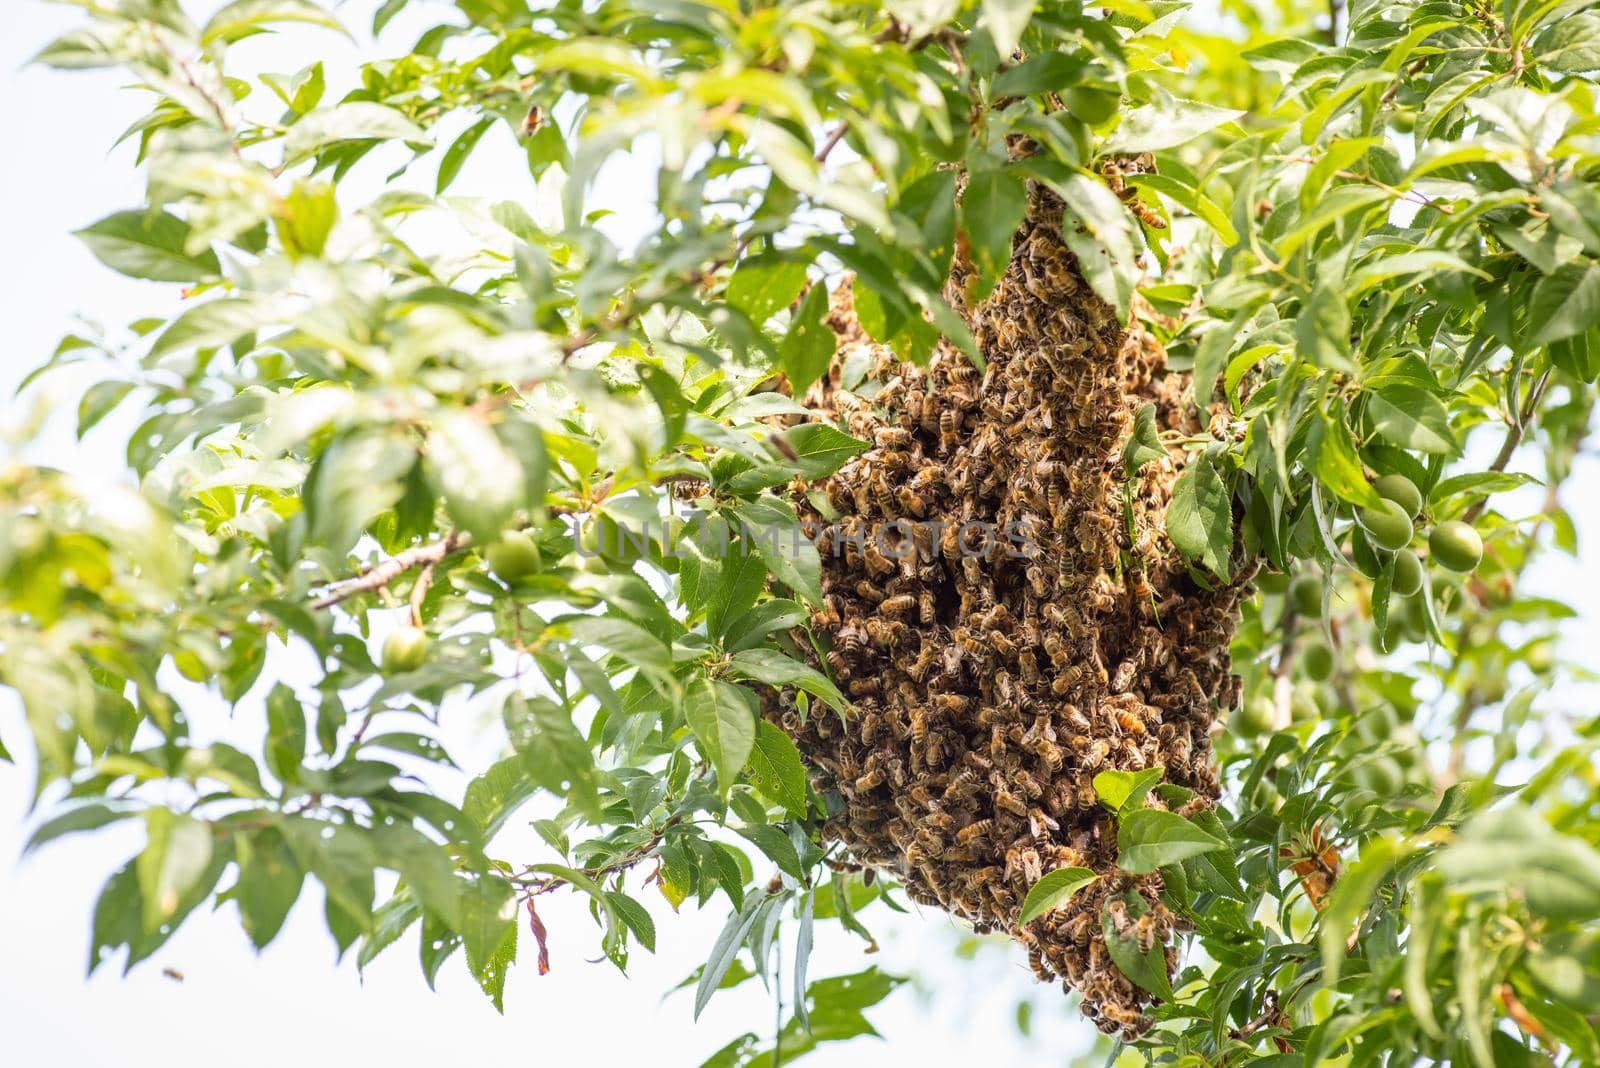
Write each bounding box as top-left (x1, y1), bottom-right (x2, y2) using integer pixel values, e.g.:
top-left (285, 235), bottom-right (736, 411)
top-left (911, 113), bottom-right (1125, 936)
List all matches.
top-left (726, 648), bottom-right (846, 715)
top-left (26, 803), bottom-right (137, 853)
top-left (150, 297), bottom-right (268, 358)
top-left (744, 720), bottom-right (808, 818)
top-left (1017, 867), bottom-right (1098, 925)
top-left (723, 599), bottom-right (808, 654)
top-left (1115, 808), bottom-right (1225, 874)
top-left (1121, 404), bottom-right (1165, 477)
top-left (502, 694), bottom-right (601, 820)
top-left (696, 892), bottom-right (769, 1018)
top-left (1367, 385), bottom-right (1457, 455)
top-left (426, 411), bottom-right (525, 542)
top-left (775, 424), bottom-right (869, 480)
top-left (779, 284), bottom-right (836, 398)
top-left (1528, 261), bottom-right (1600, 346)
top-left (607, 891), bottom-right (657, 952)
top-left (1320, 837), bottom-right (1401, 985)
top-left (735, 824), bottom-right (804, 880)
top-left (1093, 767), bottom-right (1163, 814)
top-left (729, 497), bottom-right (823, 606)
top-left (978, 0), bottom-right (1035, 56)
top-left (1102, 896), bottom-right (1174, 1000)
top-left (1310, 408), bottom-right (1385, 508)
top-left (201, 0), bottom-right (346, 43)
top-left (437, 116), bottom-right (494, 195)
top-left (961, 165), bottom-right (1028, 292)
top-left (1053, 171), bottom-right (1138, 317)
top-left (727, 255), bottom-right (808, 327)
top-left (685, 678), bottom-right (758, 798)
top-left (560, 615), bottom-right (677, 695)
top-left (1104, 98), bottom-right (1243, 154)
top-left (75, 210), bottom-right (220, 283)
top-left (264, 681), bottom-right (306, 785)
top-left (1537, 12), bottom-right (1600, 71)
top-left (285, 103), bottom-right (429, 164)
top-left (235, 825), bottom-right (304, 949)
top-left (137, 809), bottom-right (214, 930)
top-left (993, 52), bottom-right (1086, 97)
top-left (1165, 448), bottom-right (1232, 579)
top-left (458, 875), bottom-right (518, 1007)
top-left (1296, 282), bottom-right (1355, 372)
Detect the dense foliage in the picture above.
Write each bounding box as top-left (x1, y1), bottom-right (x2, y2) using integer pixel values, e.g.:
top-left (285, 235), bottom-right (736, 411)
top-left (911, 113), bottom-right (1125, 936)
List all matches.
top-left (8, 0), bottom-right (1600, 1062)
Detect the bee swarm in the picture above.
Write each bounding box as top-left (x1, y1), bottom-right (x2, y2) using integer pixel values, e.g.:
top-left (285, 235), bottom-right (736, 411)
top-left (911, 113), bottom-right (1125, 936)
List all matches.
top-left (769, 183), bottom-right (1247, 1039)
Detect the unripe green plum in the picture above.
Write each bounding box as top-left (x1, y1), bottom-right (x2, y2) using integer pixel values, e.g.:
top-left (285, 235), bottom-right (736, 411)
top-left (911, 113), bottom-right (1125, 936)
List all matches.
top-left (382, 625), bottom-right (429, 673)
top-left (1301, 640), bottom-right (1335, 681)
top-left (1358, 499), bottom-right (1414, 551)
top-left (1256, 570), bottom-right (1289, 594)
top-left (1373, 473), bottom-right (1423, 516)
top-left (1291, 681), bottom-right (1322, 723)
top-left (1429, 520), bottom-right (1483, 573)
top-left (485, 530), bottom-right (541, 582)
top-left (1289, 574), bottom-right (1322, 617)
top-left (1233, 695), bottom-right (1276, 737)
top-left (1391, 548), bottom-right (1424, 597)
top-left (1350, 756), bottom-right (1404, 797)
top-left (1525, 641), bottom-right (1556, 674)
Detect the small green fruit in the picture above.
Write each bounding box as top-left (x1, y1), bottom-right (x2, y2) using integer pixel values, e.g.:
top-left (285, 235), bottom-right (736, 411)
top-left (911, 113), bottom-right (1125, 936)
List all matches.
top-left (486, 530), bottom-right (541, 582)
top-left (1256, 570), bottom-right (1289, 594)
top-left (1398, 595), bottom-right (1429, 642)
top-left (382, 626), bottom-right (429, 673)
top-left (1301, 641), bottom-right (1335, 681)
top-left (1289, 574), bottom-right (1322, 617)
top-left (1351, 756), bottom-right (1404, 797)
top-left (1358, 498), bottom-right (1415, 551)
top-left (1391, 549), bottom-right (1424, 597)
top-left (1525, 641), bottom-right (1556, 674)
top-left (1291, 681), bottom-right (1322, 723)
top-left (1429, 520), bottom-right (1483, 573)
top-left (1373, 473), bottom-right (1423, 516)
top-left (1234, 695), bottom-right (1276, 737)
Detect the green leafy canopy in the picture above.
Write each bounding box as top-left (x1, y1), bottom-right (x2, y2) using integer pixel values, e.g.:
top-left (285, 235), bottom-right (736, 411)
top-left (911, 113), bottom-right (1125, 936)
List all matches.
top-left (7, 0), bottom-right (1600, 1064)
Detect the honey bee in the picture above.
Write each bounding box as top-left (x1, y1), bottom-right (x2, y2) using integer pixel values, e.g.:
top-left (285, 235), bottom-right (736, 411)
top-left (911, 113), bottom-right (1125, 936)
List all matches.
top-left (878, 593), bottom-right (914, 618)
top-left (1081, 739), bottom-right (1110, 769)
top-left (918, 590), bottom-right (935, 625)
top-left (956, 818), bottom-right (993, 845)
top-left (911, 707), bottom-right (929, 745)
top-left (854, 768), bottom-right (884, 792)
top-left (1050, 665), bottom-right (1083, 696)
top-left (1114, 706), bottom-right (1146, 736)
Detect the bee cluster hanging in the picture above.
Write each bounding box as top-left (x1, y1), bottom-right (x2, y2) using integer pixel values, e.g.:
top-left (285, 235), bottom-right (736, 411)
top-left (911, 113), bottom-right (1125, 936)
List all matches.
top-left (768, 182), bottom-right (1248, 1038)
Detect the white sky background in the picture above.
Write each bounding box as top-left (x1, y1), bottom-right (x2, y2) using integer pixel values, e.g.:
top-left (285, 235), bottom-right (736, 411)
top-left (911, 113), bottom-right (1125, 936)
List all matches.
top-left (1, 2), bottom-right (1596, 1065)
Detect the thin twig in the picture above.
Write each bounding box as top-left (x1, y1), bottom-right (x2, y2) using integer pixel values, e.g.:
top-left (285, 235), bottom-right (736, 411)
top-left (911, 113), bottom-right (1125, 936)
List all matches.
top-left (1462, 367), bottom-right (1552, 524)
top-left (311, 532), bottom-right (471, 609)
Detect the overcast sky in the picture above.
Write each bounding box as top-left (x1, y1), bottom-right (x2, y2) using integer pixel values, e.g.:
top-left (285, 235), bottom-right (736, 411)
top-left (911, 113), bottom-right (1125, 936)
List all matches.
top-left (2, 3), bottom-right (1595, 1066)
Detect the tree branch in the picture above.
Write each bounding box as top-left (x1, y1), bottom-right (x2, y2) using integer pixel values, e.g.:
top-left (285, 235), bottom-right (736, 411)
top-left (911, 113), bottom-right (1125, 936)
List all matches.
top-left (311, 532), bottom-right (472, 610)
top-left (1462, 367), bottom-right (1552, 524)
